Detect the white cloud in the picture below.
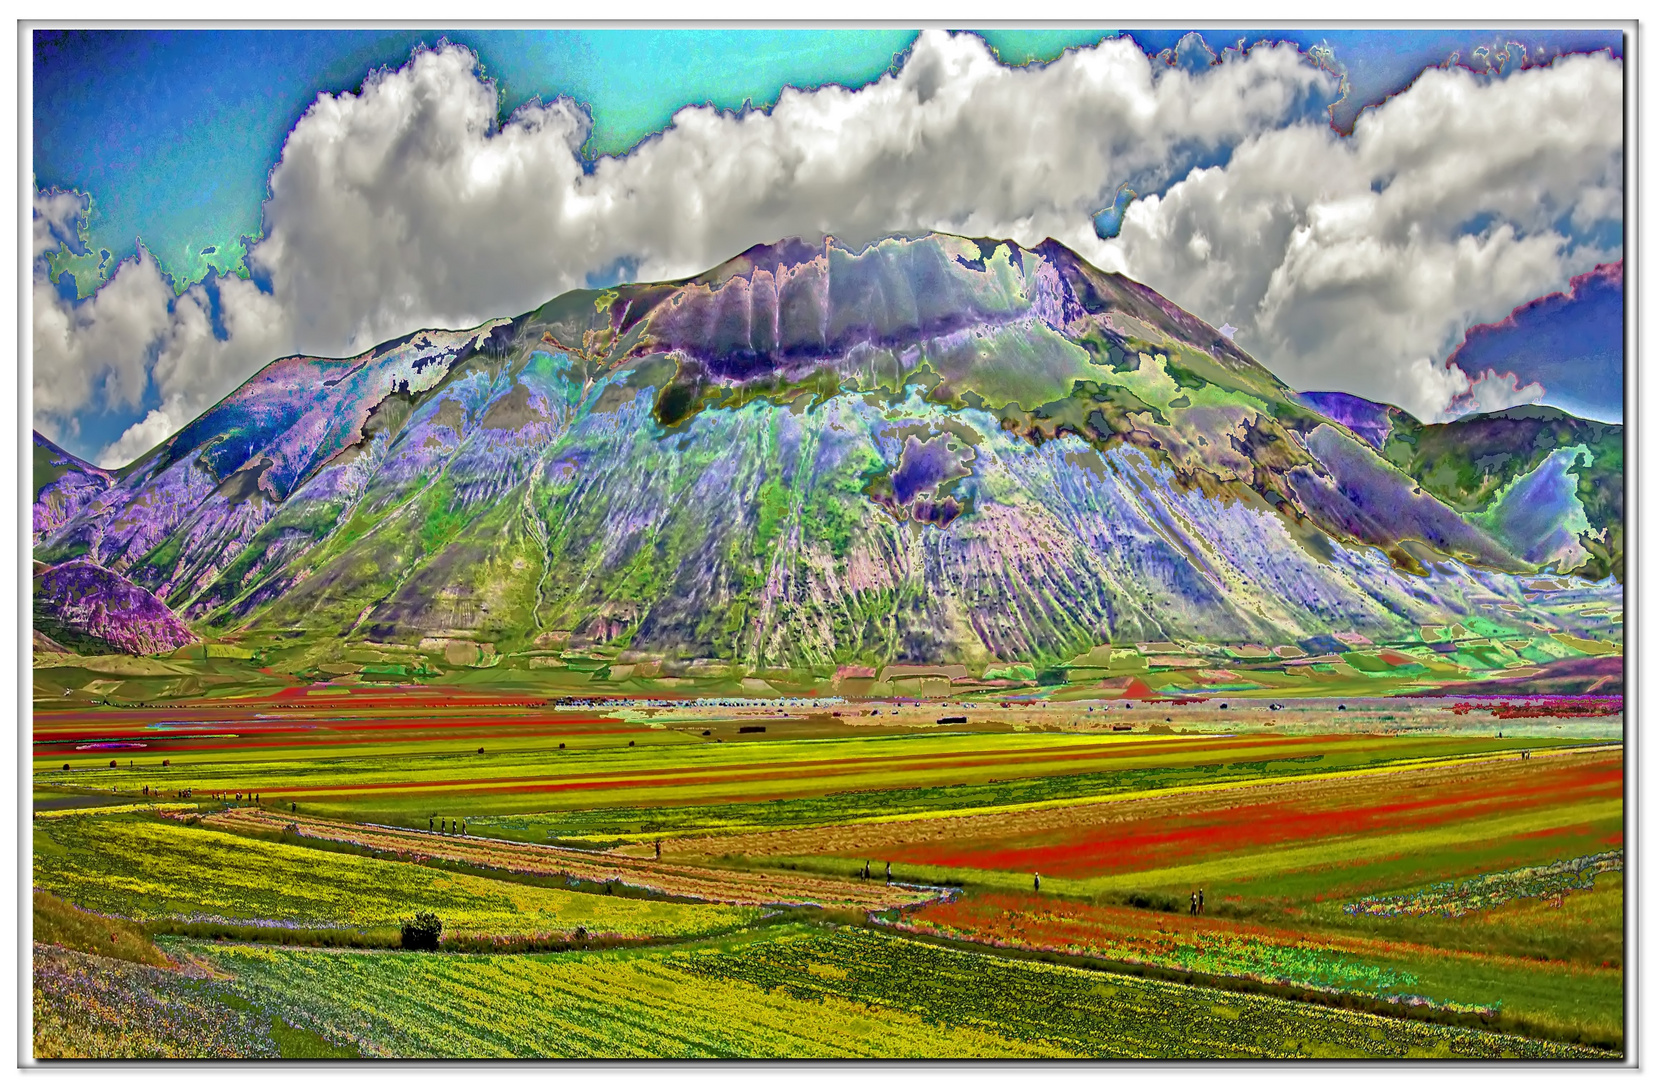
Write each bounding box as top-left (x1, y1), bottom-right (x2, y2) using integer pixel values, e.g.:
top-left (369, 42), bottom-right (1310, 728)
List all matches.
top-left (250, 32), bottom-right (1331, 359)
top-left (33, 192), bottom-right (174, 442)
top-left (34, 189), bottom-right (88, 260)
top-left (33, 34), bottom-right (1624, 465)
top-left (1443, 367), bottom-right (1547, 420)
top-left (94, 407), bottom-right (178, 470)
top-left (1110, 53), bottom-right (1623, 419)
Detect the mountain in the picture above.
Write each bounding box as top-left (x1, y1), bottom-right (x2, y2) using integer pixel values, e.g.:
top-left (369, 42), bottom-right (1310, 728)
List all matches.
top-left (33, 560), bottom-right (197, 656)
top-left (33, 432), bottom-right (115, 544)
top-left (1299, 395), bottom-right (1623, 580)
top-left (33, 233), bottom-right (1622, 669)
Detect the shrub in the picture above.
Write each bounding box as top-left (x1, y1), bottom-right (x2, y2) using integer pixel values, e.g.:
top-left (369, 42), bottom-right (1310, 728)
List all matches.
top-left (400, 911), bottom-right (443, 950)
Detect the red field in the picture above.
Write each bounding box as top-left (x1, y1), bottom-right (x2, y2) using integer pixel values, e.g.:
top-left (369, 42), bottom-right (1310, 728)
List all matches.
top-left (861, 753), bottom-right (1622, 878)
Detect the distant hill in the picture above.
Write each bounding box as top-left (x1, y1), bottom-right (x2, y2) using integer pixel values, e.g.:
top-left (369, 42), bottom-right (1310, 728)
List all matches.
top-left (33, 560), bottom-right (197, 657)
top-left (1300, 395), bottom-right (1622, 581)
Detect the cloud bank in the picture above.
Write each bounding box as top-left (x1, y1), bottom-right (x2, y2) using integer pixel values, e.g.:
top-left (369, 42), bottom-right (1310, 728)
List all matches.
top-left (32, 31), bottom-right (1623, 466)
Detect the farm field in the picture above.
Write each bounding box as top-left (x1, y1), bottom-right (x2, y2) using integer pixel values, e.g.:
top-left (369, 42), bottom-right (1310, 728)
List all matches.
top-left (663, 745), bottom-right (1621, 899)
top-left (35, 928), bottom-right (1615, 1059)
top-left (33, 689), bottom-right (1606, 826)
top-left (33, 810), bottom-right (765, 939)
top-left (892, 869), bottom-right (1624, 1048)
top-left (32, 691), bottom-right (1625, 1059)
top-left (207, 808), bottom-right (920, 908)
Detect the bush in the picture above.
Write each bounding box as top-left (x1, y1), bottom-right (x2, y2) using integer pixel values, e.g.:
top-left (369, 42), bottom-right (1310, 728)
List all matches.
top-left (400, 911), bottom-right (443, 950)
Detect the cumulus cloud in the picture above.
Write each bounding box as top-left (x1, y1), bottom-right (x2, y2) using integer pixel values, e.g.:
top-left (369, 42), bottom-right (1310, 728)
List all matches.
top-left (252, 32), bottom-right (1330, 358)
top-left (90, 272), bottom-right (293, 469)
top-left (34, 189), bottom-right (89, 260)
top-left (32, 193), bottom-right (289, 461)
top-left (32, 193), bottom-right (173, 443)
top-left (1111, 53), bottom-right (1623, 418)
top-left (1445, 368), bottom-right (1547, 418)
top-left (33, 32), bottom-right (1623, 465)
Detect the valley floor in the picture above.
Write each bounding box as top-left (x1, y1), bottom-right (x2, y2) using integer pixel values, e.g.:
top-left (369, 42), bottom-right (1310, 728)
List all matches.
top-left (31, 689), bottom-right (1625, 1060)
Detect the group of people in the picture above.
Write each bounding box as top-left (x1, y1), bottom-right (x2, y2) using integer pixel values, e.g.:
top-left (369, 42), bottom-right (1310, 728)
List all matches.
top-left (1189, 888), bottom-right (1206, 915)
top-left (861, 860), bottom-right (893, 884)
top-left (430, 818), bottom-right (466, 835)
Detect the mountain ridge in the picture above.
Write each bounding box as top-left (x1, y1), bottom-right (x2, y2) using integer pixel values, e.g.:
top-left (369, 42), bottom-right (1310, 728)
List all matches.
top-left (33, 232), bottom-right (1623, 667)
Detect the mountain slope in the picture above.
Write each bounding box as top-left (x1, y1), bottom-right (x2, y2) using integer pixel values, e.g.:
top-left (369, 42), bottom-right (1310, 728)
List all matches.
top-left (1301, 395), bottom-right (1622, 581)
top-left (33, 432), bottom-right (114, 544)
top-left (34, 233), bottom-right (1620, 670)
top-left (33, 560), bottom-right (197, 656)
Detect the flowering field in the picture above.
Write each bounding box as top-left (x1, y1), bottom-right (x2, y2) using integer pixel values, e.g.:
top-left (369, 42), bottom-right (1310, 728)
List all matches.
top-left (33, 810), bottom-right (760, 939)
top-left (156, 926), bottom-right (1609, 1059)
top-left (211, 808), bottom-right (920, 909)
top-left (1347, 851), bottom-right (1622, 918)
top-left (31, 695), bottom-right (1626, 1059)
top-left (892, 877), bottom-right (1624, 1048)
top-left (672, 748), bottom-right (1620, 902)
top-left (32, 944), bottom-right (355, 1059)
top-left (36, 695), bottom-right (1580, 825)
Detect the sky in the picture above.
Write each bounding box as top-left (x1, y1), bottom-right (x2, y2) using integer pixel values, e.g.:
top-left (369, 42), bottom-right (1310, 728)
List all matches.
top-left (31, 27), bottom-right (1626, 466)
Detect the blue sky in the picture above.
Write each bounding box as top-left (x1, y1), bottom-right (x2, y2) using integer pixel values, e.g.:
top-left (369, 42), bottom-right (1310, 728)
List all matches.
top-left (31, 28), bottom-right (1626, 464)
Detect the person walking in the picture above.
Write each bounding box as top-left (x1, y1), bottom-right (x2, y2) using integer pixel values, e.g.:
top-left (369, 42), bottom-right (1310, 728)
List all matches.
top-left (1198, 887), bottom-right (1205, 915)
top-left (863, 860), bottom-right (870, 881)
top-left (1190, 891), bottom-right (1198, 916)
top-left (1034, 872), bottom-right (1041, 894)
top-left (655, 838), bottom-right (662, 861)
top-left (886, 862), bottom-right (892, 884)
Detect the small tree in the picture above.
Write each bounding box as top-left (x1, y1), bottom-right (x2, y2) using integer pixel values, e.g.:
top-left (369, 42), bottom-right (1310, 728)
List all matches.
top-left (400, 912), bottom-right (443, 950)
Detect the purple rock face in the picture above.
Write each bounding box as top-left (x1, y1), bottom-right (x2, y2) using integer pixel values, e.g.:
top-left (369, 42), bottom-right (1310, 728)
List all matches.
top-left (1297, 392), bottom-right (1395, 449)
top-left (891, 435), bottom-right (972, 506)
top-left (34, 560), bottom-right (197, 655)
top-left (861, 429), bottom-right (976, 528)
top-left (1291, 425), bottom-right (1527, 572)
